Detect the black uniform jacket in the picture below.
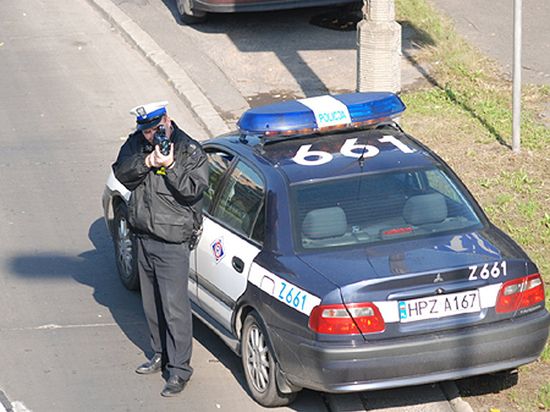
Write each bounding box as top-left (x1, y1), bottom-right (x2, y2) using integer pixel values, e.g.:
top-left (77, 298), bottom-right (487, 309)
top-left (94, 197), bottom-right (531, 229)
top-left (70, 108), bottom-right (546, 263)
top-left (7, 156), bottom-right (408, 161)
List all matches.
top-left (112, 121), bottom-right (208, 244)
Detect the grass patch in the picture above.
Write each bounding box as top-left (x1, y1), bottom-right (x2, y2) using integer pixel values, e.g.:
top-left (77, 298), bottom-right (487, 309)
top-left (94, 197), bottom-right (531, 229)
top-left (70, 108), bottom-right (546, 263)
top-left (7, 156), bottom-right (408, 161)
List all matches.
top-left (397, 0), bottom-right (550, 149)
top-left (538, 383), bottom-right (550, 409)
top-left (542, 342), bottom-right (550, 362)
top-left (396, 0), bottom-right (550, 291)
top-left (518, 200), bottom-right (538, 220)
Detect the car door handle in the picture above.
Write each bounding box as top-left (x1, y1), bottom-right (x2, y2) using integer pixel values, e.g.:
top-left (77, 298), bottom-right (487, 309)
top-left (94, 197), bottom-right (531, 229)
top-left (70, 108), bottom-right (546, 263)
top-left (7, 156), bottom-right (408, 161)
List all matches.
top-left (232, 256), bottom-right (244, 273)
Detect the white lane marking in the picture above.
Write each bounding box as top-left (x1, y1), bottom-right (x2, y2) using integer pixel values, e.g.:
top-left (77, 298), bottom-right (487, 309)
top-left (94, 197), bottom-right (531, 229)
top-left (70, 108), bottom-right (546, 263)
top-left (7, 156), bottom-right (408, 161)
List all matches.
top-left (2, 322), bottom-right (142, 332)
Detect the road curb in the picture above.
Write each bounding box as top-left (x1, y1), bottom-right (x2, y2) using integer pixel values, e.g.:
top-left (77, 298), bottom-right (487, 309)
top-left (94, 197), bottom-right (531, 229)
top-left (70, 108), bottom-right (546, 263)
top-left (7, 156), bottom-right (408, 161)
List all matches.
top-left (86, 0), bottom-right (230, 138)
top-left (439, 381), bottom-right (474, 412)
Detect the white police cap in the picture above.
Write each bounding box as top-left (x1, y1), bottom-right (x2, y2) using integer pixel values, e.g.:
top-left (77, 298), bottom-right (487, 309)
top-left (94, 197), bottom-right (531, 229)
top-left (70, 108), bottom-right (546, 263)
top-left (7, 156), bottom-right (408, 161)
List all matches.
top-left (130, 101), bottom-right (168, 130)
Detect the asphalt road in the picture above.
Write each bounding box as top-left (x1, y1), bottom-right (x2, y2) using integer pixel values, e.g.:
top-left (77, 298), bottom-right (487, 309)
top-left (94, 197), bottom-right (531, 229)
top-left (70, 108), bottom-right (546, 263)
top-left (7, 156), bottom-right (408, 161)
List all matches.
top-left (0, 1), bottom-right (325, 411)
top-left (0, 1), bottom-right (467, 411)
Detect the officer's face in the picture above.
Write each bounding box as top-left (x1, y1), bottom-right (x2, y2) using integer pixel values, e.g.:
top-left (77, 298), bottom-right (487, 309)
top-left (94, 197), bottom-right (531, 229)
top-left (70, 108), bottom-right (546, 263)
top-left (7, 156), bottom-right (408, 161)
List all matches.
top-left (142, 115), bottom-right (171, 143)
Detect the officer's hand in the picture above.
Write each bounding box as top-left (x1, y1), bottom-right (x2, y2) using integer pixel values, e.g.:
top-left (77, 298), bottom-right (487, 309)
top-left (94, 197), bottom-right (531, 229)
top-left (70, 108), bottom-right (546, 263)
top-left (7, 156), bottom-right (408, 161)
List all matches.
top-left (153, 144), bottom-right (175, 168)
top-left (145, 152), bottom-right (159, 169)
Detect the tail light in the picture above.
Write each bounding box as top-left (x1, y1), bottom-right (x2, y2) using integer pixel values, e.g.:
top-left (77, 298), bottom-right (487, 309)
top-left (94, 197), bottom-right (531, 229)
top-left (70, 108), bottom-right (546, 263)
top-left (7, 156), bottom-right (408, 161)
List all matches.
top-left (496, 273), bottom-right (545, 314)
top-left (308, 302), bottom-right (385, 335)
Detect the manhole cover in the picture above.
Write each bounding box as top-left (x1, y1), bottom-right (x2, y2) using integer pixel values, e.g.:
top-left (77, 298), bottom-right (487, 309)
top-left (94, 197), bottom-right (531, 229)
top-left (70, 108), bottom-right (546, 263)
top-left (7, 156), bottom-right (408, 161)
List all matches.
top-left (310, 10), bottom-right (361, 31)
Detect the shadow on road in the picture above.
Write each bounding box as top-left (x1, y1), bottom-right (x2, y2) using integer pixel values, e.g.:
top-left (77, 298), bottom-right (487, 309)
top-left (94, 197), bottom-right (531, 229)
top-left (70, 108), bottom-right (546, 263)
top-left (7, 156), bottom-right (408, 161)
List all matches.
top-left (399, 19), bottom-right (511, 149)
top-left (160, 2), bottom-right (337, 98)
top-left (7, 218), bottom-right (321, 409)
top-left (7, 218), bottom-right (150, 354)
top-left (455, 369), bottom-right (518, 397)
top-left (159, 2), bottom-right (431, 103)
top-left (191, 317), bottom-right (248, 390)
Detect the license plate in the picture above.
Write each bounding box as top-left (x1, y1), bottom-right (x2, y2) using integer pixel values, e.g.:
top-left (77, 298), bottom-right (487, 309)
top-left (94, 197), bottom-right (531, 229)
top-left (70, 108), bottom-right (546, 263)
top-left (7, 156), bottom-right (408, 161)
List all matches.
top-left (398, 290), bottom-right (480, 323)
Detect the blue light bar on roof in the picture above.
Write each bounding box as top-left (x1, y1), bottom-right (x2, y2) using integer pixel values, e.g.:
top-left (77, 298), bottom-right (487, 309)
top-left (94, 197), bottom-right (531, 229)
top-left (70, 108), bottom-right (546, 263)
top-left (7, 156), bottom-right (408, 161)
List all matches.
top-left (237, 92), bottom-right (406, 136)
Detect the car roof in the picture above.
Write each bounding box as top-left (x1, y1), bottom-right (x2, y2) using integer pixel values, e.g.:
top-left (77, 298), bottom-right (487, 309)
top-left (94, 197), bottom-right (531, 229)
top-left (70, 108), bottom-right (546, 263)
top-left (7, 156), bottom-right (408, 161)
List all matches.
top-left (204, 126), bottom-right (439, 185)
top-left (204, 92), bottom-right (443, 184)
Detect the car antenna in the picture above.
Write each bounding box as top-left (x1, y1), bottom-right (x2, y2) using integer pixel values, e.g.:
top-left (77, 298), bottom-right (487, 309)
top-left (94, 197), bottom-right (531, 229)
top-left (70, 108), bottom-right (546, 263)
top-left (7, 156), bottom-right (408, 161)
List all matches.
top-left (358, 146), bottom-right (367, 169)
top-left (356, 146), bottom-right (368, 200)
top-left (239, 133), bottom-right (248, 144)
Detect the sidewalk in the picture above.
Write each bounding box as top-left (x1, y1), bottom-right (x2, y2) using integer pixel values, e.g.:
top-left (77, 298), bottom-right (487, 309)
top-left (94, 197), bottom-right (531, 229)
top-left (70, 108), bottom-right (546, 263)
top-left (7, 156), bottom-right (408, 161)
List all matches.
top-left (432, 0), bottom-right (549, 86)
top-left (88, 0), bottom-right (429, 138)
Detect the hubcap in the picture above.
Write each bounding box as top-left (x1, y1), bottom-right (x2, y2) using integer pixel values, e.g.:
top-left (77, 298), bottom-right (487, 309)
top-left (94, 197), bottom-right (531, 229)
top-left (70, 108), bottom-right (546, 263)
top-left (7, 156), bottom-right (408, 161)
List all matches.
top-left (246, 324), bottom-right (270, 393)
top-left (117, 217), bottom-right (133, 277)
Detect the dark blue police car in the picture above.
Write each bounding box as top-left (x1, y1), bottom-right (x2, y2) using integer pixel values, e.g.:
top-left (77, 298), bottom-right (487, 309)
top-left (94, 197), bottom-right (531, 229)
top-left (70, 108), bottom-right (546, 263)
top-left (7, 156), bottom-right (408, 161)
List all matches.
top-left (103, 92), bottom-right (550, 406)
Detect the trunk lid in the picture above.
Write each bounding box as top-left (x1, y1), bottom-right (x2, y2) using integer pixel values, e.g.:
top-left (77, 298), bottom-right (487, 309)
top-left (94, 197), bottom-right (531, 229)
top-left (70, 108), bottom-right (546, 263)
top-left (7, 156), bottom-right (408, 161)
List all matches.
top-left (298, 229), bottom-right (533, 339)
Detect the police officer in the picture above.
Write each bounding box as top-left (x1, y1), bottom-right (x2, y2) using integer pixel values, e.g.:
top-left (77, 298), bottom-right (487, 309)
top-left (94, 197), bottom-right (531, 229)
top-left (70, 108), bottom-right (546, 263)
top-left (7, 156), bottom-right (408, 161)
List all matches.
top-left (112, 102), bottom-right (208, 396)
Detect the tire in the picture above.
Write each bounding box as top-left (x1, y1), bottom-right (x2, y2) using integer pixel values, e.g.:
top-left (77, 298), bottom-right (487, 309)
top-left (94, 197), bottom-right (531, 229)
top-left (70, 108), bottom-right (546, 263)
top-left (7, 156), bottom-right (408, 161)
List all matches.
top-left (241, 311), bottom-right (297, 407)
top-left (113, 202), bottom-right (139, 291)
top-left (175, 0), bottom-right (207, 25)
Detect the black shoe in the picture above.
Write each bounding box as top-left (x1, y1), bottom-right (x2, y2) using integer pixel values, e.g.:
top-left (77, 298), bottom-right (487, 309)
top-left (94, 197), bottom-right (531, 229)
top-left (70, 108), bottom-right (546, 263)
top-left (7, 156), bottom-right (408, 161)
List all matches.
top-left (161, 376), bottom-right (188, 397)
top-left (135, 354), bottom-right (162, 375)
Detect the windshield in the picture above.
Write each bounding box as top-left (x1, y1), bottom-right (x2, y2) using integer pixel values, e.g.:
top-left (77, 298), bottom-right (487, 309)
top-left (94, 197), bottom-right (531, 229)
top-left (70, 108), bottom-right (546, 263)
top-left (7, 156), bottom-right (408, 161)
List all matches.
top-left (292, 167), bottom-right (483, 250)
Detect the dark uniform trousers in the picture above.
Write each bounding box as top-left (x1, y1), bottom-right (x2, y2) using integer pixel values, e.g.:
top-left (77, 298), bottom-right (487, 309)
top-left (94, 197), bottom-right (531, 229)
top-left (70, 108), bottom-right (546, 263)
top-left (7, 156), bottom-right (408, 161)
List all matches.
top-left (137, 236), bottom-right (193, 381)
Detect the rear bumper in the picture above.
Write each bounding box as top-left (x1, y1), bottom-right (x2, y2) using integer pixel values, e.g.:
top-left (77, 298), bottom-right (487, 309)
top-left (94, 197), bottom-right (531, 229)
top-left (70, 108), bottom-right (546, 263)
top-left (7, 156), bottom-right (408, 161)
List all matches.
top-left (193, 0), bottom-right (357, 13)
top-left (271, 310), bottom-right (550, 393)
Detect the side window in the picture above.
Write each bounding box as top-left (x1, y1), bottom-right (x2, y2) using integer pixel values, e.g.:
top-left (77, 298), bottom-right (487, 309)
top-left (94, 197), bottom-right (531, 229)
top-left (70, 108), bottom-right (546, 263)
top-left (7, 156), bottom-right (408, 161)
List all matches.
top-left (251, 203), bottom-right (265, 244)
top-left (212, 160), bottom-right (265, 238)
top-left (204, 150), bottom-right (234, 211)
top-left (425, 169), bottom-right (461, 202)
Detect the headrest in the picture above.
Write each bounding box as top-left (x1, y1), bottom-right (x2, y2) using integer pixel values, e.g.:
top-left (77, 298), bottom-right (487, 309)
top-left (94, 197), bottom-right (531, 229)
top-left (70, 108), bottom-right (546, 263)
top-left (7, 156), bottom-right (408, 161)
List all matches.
top-left (403, 193), bottom-right (447, 225)
top-left (302, 207), bottom-right (347, 239)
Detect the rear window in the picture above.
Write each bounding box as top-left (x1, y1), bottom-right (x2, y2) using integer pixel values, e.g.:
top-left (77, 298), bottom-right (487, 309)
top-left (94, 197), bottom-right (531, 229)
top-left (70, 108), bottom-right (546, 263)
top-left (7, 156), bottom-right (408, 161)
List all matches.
top-left (292, 167), bottom-right (482, 250)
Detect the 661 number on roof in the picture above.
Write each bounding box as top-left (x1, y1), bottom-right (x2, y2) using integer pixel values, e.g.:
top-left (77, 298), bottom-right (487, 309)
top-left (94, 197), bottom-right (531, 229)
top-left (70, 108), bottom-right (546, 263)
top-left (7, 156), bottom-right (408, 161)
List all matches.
top-left (292, 135), bottom-right (415, 166)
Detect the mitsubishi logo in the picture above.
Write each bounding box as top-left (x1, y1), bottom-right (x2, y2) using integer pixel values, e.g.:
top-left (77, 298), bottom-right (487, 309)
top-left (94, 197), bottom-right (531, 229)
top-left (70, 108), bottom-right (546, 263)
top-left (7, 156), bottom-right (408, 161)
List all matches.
top-left (434, 273), bottom-right (444, 283)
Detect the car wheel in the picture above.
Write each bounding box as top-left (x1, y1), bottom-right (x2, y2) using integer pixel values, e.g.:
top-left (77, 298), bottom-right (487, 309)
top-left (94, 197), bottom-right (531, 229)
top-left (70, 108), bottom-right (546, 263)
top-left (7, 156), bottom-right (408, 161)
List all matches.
top-left (241, 311), bottom-right (297, 407)
top-left (113, 202), bottom-right (139, 291)
top-left (175, 0), bottom-right (207, 25)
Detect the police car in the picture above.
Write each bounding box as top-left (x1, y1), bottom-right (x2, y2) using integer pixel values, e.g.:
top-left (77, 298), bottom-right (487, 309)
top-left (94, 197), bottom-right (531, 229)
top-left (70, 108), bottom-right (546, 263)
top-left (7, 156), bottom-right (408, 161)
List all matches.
top-left (176, 0), bottom-right (361, 24)
top-left (103, 92), bottom-right (550, 406)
